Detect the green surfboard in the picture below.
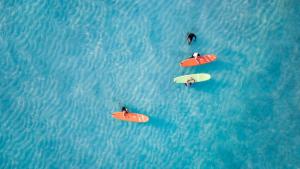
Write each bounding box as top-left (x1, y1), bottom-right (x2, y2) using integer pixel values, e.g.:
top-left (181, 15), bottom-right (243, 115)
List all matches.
top-left (174, 73), bottom-right (211, 83)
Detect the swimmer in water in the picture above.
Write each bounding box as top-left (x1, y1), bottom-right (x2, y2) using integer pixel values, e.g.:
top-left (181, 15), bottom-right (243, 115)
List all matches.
top-left (187, 32), bottom-right (197, 45)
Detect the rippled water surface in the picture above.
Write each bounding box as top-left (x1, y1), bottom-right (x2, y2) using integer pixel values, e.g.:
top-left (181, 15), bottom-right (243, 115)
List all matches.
top-left (1, 0), bottom-right (300, 168)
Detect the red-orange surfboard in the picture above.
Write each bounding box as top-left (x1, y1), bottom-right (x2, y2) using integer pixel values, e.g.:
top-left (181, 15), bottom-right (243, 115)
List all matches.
top-left (112, 112), bottom-right (149, 123)
top-left (180, 54), bottom-right (217, 67)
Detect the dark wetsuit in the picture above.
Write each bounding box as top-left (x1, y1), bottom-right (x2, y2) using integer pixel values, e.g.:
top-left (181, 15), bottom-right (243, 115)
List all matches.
top-left (187, 33), bottom-right (197, 45)
top-left (190, 52), bottom-right (201, 58)
top-left (185, 82), bottom-right (192, 87)
top-left (185, 78), bottom-right (196, 87)
top-left (121, 107), bottom-right (128, 115)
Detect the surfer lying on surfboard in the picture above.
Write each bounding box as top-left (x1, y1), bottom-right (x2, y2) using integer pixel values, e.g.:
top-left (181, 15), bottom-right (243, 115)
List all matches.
top-left (190, 52), bottom-right (200, 58)
top-left (121, 106), bottom-right (129, 117)
top-left (190, 52), bottom-right (201, 64)
top-left (185, 77), bottom-right (196, 87)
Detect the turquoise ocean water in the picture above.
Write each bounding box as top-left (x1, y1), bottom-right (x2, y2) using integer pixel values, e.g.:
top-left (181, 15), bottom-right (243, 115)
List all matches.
top-left (1, 0), bottom-right (300, 168)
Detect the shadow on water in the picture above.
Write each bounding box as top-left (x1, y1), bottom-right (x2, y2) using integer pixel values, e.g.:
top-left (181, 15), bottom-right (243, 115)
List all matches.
top-left (112, 104), bottom-right (177, 132)
top-left (221, 48), bottom-right (248, 58)
top-left (192, 59), bottom-right (234, 73)
top-left (147, 116), bottom-right (177, 132)
top-left (125, 106), bottom-right (175, 128)
top-left (192, 47), bottom-right (248, 73)
top-left (191, 78), bottom-right (219, 93)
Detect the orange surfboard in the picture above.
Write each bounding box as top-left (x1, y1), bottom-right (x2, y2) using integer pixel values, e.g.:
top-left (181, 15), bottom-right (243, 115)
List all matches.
top-left (180, 54), bottom-right (217, 67)
top-left (112, 112), bottom-right (149, 123)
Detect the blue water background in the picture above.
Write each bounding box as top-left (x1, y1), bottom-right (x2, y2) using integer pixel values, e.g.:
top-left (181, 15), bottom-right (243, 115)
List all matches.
top-left (1, 0), bottom-right (300, 168)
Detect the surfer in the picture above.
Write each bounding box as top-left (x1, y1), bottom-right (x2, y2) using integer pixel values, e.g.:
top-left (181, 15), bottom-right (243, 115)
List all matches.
top-left (121, 106), bottom-right (129, 117)
top-left (190, 52), bottom-right (201, 64)
top-left (185, 77), bottom-right (196, 87)
top-left (190, 52), bottom-right (200, 58)
top-left (187, 32), bottom-right (196, 45)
